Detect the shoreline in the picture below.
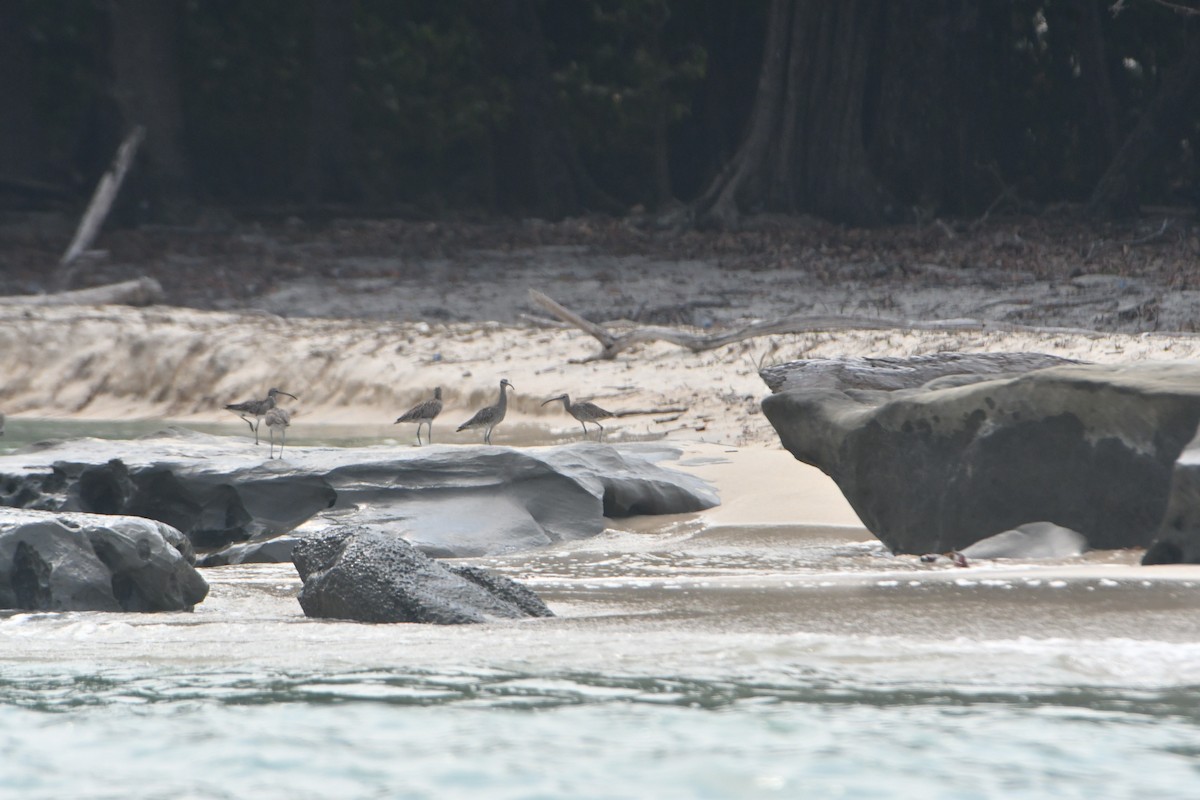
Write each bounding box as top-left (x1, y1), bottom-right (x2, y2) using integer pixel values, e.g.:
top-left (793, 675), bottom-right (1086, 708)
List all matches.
top-left (1, 301), bottom-right (1199, 580)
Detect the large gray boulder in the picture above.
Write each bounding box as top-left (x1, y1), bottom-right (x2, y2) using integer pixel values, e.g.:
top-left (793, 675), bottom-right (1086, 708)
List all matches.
top-left (761, 355), bottom-right (1200, 555)
top-left (0, 429), bottom-right (337, 549)
top-left (293, 526), bottom-right (554, 624)
top-left (0, 431), bottom-right (717, 560)
top-left (959, 522), bottom-right (1089, 560)
top-left (1145, 431), bottom-right (1200, 564)
top-left (0, 508), bottom-right (208, 611)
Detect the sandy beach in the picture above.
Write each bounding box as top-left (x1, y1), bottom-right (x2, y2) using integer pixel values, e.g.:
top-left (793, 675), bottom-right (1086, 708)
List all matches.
top-left (4, 224), bottom-right (1200, 581)
top-left (4, 296), bottom-right (1200, 584)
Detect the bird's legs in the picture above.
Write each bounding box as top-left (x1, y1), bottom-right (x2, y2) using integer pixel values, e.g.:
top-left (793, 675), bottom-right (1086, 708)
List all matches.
top-left (238, 413), bottom-right (261, 443)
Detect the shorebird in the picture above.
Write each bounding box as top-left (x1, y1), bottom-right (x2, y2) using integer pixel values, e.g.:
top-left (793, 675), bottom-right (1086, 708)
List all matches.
top-left (542, 393), bottom-right (614, 440)
top-left (225, 387), bottom-right (297, 444)
top-left (456, 378), bottom-right (515, 444)
top-left (265, 406), bottom-right (291, 459)
top-left (394, 387), bottom-right (443, 445)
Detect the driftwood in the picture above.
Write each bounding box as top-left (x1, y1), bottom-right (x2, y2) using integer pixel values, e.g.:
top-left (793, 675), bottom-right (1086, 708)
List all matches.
top-left (612, 406), bottom-right (688, 418)
top-left (528, 289), bottom-right (1169, 362)
top-left (60, 126), bottom-right (145, 269)
top-left (0, 277), bottom-right (164, 307)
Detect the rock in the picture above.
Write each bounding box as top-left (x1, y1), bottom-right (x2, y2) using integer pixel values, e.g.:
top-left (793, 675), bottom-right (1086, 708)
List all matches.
top-left (292, 527), bottom-right (554, 624)
top-left (0, 508), bottom-right (208, 611)
top-left (958, 522), bottom-right (1089, 560)
top-left (761, 356), bottom-right (1200, 555)
top-left (759, 352), bottom-right (1079, 393)
top-left (1145, 431), bottom-right (1200, 564)
top-left (0, 428), bottom-right (337, 550)
top-left (197, 536), bottom-right (301, 567)
top-left (0, 431), bottom-right (717, 559)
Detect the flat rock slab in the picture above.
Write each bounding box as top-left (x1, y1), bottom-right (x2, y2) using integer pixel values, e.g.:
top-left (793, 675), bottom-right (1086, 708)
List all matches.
top-left (293, 526), bottom-right (554, 624)
top-left (0, 508), bottom-right (208, 611)
top-left (1145, 430), bottom-right (1200, 565)
top-left (0, 430), bottom-right (718, 560)
top-left (958, 522), bottom-right (1089, 560)
top-left (762, 355), bottom-right (1200, 555)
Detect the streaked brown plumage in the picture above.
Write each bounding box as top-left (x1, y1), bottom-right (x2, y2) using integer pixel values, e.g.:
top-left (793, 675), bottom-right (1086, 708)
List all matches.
top-left (225, 387), bottom-right (297, 444)
top-left (394, 387), bottom-right (443, 445)
top-left (542, 393), bottom-right (614, 440)
top-left (456, 379), bottom-right (514, 445)
top-left (265, 406), bottom-right (291, 459)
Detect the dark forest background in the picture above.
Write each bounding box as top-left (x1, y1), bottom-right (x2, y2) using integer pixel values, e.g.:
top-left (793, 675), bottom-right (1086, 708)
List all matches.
top-left (1, 0), bottom-right (1198, 231)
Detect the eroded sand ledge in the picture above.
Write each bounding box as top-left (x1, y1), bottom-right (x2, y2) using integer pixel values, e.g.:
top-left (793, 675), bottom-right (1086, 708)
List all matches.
top-left (2, 303), bottom-right (1199, 446)
top-left (5, 303), bottom-right (1200, 577)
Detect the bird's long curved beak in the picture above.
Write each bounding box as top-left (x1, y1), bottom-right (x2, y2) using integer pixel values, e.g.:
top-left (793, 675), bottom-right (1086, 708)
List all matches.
top-left (541, 395), bottom-right (564, 406)
top-left (280, 391), bottom-right (298, 400)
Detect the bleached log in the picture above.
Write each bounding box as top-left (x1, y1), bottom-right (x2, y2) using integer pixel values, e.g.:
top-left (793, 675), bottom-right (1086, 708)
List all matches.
top-left (528, 288), bottom-right (1193, 362)
top-left (0, 276), bottom-right (163, 307)
top-left (60, 125), bottom-right (145, 268)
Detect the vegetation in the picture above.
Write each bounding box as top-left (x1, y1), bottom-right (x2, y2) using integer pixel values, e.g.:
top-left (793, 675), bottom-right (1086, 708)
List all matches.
top-left (0, 0), bottom-right (1196, 226)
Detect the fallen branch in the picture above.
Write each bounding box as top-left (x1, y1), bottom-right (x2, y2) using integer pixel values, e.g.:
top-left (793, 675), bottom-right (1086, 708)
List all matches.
top-left (0, 276), bottom-right (164, 307)
top-left (529, 289), bottom-right (1195, 362)
top-left (612, 406), bottom-right (688, 418)
top-left (60, 125), bottom-right (145, 270)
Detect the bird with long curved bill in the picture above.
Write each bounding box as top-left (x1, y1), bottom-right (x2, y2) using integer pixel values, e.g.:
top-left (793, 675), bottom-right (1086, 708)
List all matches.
top-left (225, 387), bottom-right (297, 444)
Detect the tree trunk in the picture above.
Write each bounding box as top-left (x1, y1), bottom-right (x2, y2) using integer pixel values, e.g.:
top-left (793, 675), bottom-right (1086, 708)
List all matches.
top-left (694, 0), bottom-right (793, 228)
top-left (304, 0), bottom-right (360, 205)
top-left (869, 2), bottom-right (993, 215)
top-left (695, 0), bottom-right (889, 228)
top-left (474, 0), bottom-right (619, 219)
top-left (109, 0), bottom-right (192, 219)
top-left (1071, 0), bottom-right (1121, 164)
top-left (0, 3), bottom-right (40, 187)
top-left (652, 100), bottom-right (674, 207)
top-left (1088, 41), bottom-right (1200, 218)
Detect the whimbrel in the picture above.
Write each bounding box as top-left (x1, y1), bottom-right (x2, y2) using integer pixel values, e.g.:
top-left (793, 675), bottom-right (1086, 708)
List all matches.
top-left (456, 378), bottom-right (515, 444)
top-left (265, 406), bottom-right (291, 459)
top-left (394, 387), bottom-right (443, 446)
top-left (542, 393), bottom-right (615, 440)
top-left (225, 387), bottom-right (297, 444)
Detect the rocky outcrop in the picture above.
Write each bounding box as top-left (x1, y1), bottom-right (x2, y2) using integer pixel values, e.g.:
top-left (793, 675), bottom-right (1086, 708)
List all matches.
top-left (1144, 431), bottom-right (1200, 564)
top-left (293, 527), bottom-right (554, 624)
top-left (0, 508), bottom-right (208, 611)
top-left (0, 429), bottom-right (337, 550)
top-left (958, 522), bottom-right (1089, 560)
top-left (0, 431), bottom-right (717, 559)
top-left (761, 355), bottom-right (1200, 555)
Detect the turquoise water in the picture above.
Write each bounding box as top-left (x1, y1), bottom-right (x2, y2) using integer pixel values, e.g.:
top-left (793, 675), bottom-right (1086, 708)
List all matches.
top-left (3, 545), bottom-right (1199, 799)
top-left (3, 668), bottom-right (1200, 800)
top-left (2, 420), bottom-right (1200, 798)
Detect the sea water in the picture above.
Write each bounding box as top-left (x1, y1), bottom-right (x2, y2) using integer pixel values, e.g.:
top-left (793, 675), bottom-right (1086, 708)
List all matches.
top-left (1, 421), bottom-right (1199, 798)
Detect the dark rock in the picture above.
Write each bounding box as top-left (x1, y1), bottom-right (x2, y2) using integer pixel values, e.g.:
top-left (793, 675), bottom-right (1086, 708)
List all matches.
top-left (292, 527), bottom-right (554, 624)
top-left (1145, 433), bottom-right (1200, 564)
top-left (759, 352), bottom-right (1079, 393)
top-left (0, 431), bottom-right (717, 559)
top-left (958, 522), bottom-right (1089, 560)
top-left (0, 428), bottom-right (336, 550)
top-left (0, 508), bottom-right (208, 611)
top-left (197, 536), bottom-right (301, 567)
top-left (761, 356), bottom-right (1200, 555)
